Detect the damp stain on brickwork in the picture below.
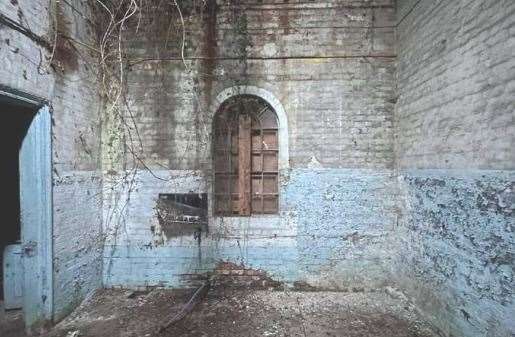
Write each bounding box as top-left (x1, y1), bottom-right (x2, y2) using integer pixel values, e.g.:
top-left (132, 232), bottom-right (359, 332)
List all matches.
top-left (278, 8), bottom-right (291, 35)
top-left (53, 2), bottom-right (79, 73)
top-left (200, 0), bottom-right (218, 107)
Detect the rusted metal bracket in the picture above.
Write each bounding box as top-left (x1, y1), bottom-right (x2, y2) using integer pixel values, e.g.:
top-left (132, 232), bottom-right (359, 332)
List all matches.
top-left (21, 241), bottom-right (37, 257)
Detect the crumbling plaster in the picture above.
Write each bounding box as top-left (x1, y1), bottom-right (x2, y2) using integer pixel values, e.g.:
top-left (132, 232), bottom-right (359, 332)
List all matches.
top-left (394, 0), bottom-right (515, 336)
top-left (0, 1), bottom-right (513, 336)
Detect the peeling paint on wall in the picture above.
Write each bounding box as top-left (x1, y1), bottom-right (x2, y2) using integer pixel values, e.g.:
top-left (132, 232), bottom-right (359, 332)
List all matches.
top-left (103, 168), bottom-right (396, 291)
top-left (394, 170), bottom-right (515, 337)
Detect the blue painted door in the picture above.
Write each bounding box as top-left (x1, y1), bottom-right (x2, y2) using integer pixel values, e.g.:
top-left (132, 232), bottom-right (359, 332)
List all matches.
top-left (3, 244), bottom-right (23, 309)
top-left (19, 105), bottom-right (52, 327)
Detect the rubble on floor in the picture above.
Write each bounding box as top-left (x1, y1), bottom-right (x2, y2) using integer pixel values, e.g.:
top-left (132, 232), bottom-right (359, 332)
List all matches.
top-left (43, 286), bottom-right (440, 337)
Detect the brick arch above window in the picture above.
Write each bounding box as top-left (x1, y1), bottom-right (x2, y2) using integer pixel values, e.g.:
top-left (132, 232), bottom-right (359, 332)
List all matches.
top-left (210, 86), bottom-right (289, 171)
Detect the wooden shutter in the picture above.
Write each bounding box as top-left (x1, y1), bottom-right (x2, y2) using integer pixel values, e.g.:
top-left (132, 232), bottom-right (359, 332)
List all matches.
top-left (238, 114), bottom-right (252, 215)
top-left (213, 110), bottom-right (238, 215)
top-left (251, 107), bottom-right (279, 214)
top-left (214, 96), bottom-right (279, 216)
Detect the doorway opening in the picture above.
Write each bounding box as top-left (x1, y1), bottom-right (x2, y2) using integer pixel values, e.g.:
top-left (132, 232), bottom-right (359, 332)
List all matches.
top-left (0, 100), bottom-right (35, 337)
top-left (0, 90), bottom-right (53, 329)
top-left (0, 101), bottom-right (34, 304)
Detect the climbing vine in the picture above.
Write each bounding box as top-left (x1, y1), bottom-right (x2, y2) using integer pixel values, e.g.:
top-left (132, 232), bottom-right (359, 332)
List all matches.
top-left (45, 0), bottom-right (255, 280)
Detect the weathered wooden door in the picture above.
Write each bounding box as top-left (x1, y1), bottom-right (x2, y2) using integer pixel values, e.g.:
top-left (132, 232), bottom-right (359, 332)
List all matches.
top-left (19, 105), bottom-right (52, 327)
top-left (3, 244), bottom-right (23, 309)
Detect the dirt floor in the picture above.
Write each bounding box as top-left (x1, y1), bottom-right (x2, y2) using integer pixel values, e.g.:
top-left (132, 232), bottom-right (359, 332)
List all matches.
top-left (1, 287), bottom-right (440, 337)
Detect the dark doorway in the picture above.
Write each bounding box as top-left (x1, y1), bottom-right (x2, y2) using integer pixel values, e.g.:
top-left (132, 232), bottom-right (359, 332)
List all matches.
top-left (0, 101), bottom-right (34, 301)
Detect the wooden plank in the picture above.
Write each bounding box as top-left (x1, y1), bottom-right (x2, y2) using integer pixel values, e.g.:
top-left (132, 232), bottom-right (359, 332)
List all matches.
top-left (228, 129), bottom-right (234, 214)
top-left (260, 128), bottom-right (264, 214)
top-left (238, 114), bottom-right (252, 215)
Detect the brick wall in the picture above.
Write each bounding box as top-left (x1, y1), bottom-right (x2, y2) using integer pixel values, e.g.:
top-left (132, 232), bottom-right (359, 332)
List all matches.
top-left (103, 168), bottom-right (396, 290)
top-left (396, 0), bottom-right (514, 170)
top-left (395, 1), bottom-right (515, 336)
top-left (0, 0), bottom-right (103, 321)
top-left (103, 0), bottom-right (398, 291)
top-left (111, 0), bottom-right (396, 170)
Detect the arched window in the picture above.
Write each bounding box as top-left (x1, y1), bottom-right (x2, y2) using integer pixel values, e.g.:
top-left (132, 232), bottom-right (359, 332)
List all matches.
top-left (213, 95), bottom-right (279, 216)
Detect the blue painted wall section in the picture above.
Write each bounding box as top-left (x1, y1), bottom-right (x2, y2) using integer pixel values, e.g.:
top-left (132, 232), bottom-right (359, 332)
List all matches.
top-left (53, 172), bottom-right (103, 320)
top-left (284, 169), bottom-right (397, 288)
top-left (395, 170), bottom-right (515, 337)
top-left (103, 169), bottom-right (397, 290)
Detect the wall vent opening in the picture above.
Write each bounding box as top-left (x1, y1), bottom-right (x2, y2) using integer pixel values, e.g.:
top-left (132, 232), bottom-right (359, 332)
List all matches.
top-left (155, 193), bottom-right (208, 237)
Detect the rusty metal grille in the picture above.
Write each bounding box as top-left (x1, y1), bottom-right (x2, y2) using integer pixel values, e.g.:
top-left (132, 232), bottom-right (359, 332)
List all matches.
top-left (156, 194), bottom-right (208, 236)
